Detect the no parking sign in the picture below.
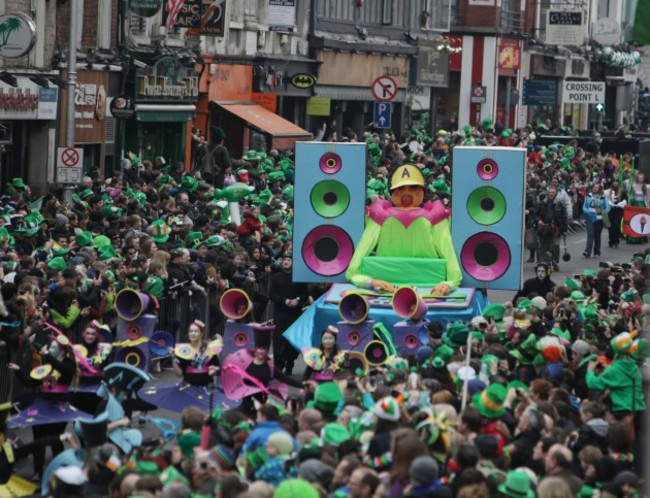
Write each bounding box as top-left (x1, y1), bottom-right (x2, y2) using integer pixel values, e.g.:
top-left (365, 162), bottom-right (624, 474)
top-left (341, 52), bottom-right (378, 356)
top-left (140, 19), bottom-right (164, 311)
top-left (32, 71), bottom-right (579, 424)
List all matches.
top-left (56, 147), bottom-right (84, 184)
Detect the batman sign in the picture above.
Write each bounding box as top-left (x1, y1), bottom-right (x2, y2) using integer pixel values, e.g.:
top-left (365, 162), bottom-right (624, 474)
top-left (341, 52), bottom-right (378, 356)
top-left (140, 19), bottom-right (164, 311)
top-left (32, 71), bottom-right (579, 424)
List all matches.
top-left (291, 73), bottom-right (317, 89)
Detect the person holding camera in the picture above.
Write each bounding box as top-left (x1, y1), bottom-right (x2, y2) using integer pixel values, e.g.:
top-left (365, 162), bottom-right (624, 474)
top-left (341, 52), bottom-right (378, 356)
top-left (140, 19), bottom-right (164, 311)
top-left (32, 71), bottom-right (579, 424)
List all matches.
top-left (535, 187), bottom-right (568, 271)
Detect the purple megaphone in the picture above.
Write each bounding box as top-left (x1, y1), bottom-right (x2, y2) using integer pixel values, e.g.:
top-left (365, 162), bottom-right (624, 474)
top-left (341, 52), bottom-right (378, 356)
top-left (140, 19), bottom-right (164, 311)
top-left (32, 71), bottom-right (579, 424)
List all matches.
top-left (392, 287), bottom-right (428, 322)
top-left (338, 292), bottom-right (369, 324)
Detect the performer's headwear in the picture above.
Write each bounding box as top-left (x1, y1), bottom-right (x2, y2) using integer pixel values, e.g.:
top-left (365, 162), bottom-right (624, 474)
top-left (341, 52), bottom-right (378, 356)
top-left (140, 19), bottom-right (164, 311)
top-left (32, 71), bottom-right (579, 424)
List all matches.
top-left (390, 164), bottom-right (425, 190)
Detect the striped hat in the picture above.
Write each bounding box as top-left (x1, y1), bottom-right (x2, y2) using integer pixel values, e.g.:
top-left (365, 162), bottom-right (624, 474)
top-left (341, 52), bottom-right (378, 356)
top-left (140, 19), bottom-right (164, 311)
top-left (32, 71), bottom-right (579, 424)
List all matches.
top-left (374, 396), bottom-right (400, 421)
top-left (207, 444), bottom-right (235, 471)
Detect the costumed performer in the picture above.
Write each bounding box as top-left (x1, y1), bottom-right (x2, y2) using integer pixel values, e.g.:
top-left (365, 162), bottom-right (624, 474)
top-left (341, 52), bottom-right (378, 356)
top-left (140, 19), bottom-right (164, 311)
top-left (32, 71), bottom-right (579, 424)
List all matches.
top-left (221, 324), bottom-right (303, 419)
top-left (7, 335), bottom-right (89, 480)
top-left (71, 320), bottom-right (113, 414)
top-left (346, 164), bottom-right (462, 294)
top-left (138, 320), bottom-right (237, 412)
top-left (302, 325), bottom-right (346, 383)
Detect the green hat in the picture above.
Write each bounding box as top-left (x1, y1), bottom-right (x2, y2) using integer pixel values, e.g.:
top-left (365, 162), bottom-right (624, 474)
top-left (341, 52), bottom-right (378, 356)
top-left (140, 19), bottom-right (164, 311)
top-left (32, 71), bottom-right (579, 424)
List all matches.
top-left (320, 423), bottom-right (350, 447)
top-left (80, 188), bottom-right (94, 200)
top-left (482, 303), bottom-right (506, 323)
top-left (98, 244), bottom-right (121, 261)
top-left (497, 470), bottom-right (535, 498)
top-left (135, 460), bottom-right (160, 476)
top-left (307, 382), bottom-right (343, 414)
top-left (47, 256), bottom-right (67, 272)
top-left (151, 220), bottom-right (171, 243)
top-left (243, 150), bottom-right (258, 161)
top-left (93, 235), bottom-right (111, 248)
top-left (204, 235), bottom-right (224, 248)
top-left (75, 231), bottom-right (93, 248)
top-left (177, 431), bottom-right (201, 458)
top-left (158, 174), bottom-right (174, 185)
top-left (432, 178), bottom-right (451, 194)
top-left (506, 380), bottom-right (529, 393)
top-left (442, 321), bottom-right (469, 348)
top-left (582, 269), bottom-right (597, 277)
top-left (275, 480), bottom-right (320, 498)
top-left (0, 226), bottom-right (12, 243)
top-left (102, 205), bottom-right (123, 218)
top-left (517, 299), bottom-right (535, 313)
top-left (181, 175), bottom-right (198, 192)
top-left (510, 334), bottom-right (540, 365)
top-left (11, 178), bottom-right (25, 189)
top-left (611, 332), bottom-right (635, 355)
top-left (570, 290), bottom-right (586, 301)
top-left (565, 277), bottom-right (580, 290)
top-left (258, 189), bottom-right (273, 203)
top-left (52, 245), bottom-right (69, 257)
top-left (433, 344), bottom-right (455, 365)
top-left (500, 129), bottom-right (512, 138)
top-left (472, 383), bottom-right (506, 418)
top-left (186, 231), bottom-right (203, 248)
top-left (550, 327), bottom-right (571, 341)
top-left (283, 185), bottom-right (294, 202)
top-left (621, 290), bottom-right (637, 303)
top-left (268, 170), bottom-right (286, 183)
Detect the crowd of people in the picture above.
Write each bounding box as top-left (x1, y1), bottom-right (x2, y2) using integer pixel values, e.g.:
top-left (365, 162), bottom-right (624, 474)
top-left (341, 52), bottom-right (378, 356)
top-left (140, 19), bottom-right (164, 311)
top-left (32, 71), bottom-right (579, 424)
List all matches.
top-left (0, 120), bottom-right (648, 498)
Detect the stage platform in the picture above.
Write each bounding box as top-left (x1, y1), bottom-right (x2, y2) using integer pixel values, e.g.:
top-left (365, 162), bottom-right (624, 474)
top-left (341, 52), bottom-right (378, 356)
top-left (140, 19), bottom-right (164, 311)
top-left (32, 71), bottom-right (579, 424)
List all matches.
top-left (284, 283), bottom-right (489, 351)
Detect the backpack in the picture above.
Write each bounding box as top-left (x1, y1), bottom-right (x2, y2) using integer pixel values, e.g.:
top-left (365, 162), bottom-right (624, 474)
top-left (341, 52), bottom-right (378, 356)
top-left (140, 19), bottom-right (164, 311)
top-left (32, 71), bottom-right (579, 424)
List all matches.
top-left (200, 144), bottom-right (221, 178)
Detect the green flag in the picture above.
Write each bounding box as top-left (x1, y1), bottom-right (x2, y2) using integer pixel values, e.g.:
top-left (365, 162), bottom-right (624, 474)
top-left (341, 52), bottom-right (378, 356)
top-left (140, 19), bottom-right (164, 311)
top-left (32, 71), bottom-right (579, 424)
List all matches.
top-left (30, 197), bottom-right (43, 212)
top-left (634, 0), bottom-right (650, 45)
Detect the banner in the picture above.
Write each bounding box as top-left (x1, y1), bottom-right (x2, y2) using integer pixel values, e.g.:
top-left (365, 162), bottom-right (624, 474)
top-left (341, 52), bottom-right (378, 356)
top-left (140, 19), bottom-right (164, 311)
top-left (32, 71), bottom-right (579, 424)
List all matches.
top-left (623, 206), bottom-right (650, 238)
top-left (634, 0), bottom-right (650, 45)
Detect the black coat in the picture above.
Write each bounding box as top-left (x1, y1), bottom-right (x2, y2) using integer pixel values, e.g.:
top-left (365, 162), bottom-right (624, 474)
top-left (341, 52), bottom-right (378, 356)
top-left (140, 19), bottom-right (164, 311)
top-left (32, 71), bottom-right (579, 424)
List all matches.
top-left (513, 276), bottom-right (556, 302)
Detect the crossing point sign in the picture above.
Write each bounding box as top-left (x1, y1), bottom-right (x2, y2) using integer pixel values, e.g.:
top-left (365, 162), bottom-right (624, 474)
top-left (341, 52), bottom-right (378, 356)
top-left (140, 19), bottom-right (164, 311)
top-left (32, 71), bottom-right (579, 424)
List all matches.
top-left (562, 81), bottom-right (605, 104)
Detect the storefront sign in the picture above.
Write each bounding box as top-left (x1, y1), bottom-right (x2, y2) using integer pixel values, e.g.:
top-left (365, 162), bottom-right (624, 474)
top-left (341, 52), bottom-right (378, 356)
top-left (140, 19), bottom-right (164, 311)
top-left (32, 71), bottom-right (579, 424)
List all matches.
top-left (136, 57), bottom-right (199, 102)
top-left (592, 18), bottom-right (621, 46)
top-left (59, 70), bottom-right (109, 143)
top-left (269, 0), bottom-right (295, 33)
top-left (306, 97), bottom-right (331, 116)
top-left (251, 92), bottom-right (278, 113)
top-left (318, 52), bottom-right (409, 88)
top-left (290, 73), bottom-right (317, 90)
top-left (166, 0), bottom-right (201, 29)
top-left (199, 0), bottom-right (226, 37)
top-left (531, 55), bottom-right (566, 77)
top-left (412, 45), bottom-right (449, 88)
top-left (0, 79), bottom-right (58, 120)
top-left (498, 44), bottom-right (521, 70)
top-left (545, 10), bottom-right (585, 46)
top-left (129, 0), bottom-right (162, 17)
top-left (110, 95), bottom-right (136, 120)
top-left (0, 13), bottom-right (36, 59)
top-left (208, 64), bottom-right (252, 102)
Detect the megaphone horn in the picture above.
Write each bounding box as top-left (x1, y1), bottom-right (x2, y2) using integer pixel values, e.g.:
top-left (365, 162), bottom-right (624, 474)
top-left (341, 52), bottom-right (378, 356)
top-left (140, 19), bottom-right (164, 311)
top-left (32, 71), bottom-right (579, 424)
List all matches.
top-left (392, 287), bottom-right (428, 322)
top-left (346, 351), bottom-right (369, 376)
top-left (338, 292), bottom-right (369, 324)
top-left (115, 288), bottom-right (151, 321)
top-left (364, 340), bottom-right (389, 366)
top-left (220, 289), bottom-right (253, 320)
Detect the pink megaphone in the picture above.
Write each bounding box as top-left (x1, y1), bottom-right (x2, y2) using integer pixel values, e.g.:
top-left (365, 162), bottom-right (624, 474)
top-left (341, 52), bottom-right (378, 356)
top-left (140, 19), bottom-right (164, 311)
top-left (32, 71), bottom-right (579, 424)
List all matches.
top-left (392, 287), bottom-right (428, 322)
top-left (219, 288), bottom-right (253, 320)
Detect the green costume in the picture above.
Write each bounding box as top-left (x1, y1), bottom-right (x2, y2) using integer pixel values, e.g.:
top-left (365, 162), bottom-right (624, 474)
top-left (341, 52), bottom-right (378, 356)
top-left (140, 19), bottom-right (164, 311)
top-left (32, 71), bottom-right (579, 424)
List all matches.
top-left (586, 356), bottom-right (645, 412)
top-left (346, 198), bottom-right (462, 289)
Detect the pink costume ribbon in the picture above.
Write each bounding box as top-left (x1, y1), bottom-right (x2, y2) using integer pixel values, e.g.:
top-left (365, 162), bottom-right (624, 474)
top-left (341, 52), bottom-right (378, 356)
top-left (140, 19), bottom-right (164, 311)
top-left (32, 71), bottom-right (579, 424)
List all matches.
top-left (222, 362), bottom-right (288, 400)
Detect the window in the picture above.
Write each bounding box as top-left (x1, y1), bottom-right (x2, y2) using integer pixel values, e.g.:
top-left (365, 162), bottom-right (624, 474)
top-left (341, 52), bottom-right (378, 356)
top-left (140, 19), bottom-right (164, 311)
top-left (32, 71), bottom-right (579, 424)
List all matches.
top-left (382, 0), bottom-right (393, 25)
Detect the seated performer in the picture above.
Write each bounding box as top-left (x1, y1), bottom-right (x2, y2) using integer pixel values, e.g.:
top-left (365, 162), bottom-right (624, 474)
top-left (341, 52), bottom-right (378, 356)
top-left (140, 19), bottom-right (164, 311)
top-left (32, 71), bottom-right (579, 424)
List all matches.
top-left (346, 164), bottom-right (462, 295)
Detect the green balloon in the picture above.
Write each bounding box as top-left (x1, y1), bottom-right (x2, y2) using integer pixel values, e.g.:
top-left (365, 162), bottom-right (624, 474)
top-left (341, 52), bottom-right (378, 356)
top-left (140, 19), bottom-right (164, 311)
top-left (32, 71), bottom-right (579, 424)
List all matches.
top-left (310, 180), bottom-right (350, 218)
top-left (467, 186), bottom-right (506, 226)
top-left (214, 182), bottom-right (252, 202)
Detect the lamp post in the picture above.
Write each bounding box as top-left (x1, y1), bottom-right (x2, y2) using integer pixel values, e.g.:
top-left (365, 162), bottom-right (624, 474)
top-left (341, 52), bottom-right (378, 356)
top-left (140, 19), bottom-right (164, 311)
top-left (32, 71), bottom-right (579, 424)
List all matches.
top-left (63, 0), bottom-right (78, 204)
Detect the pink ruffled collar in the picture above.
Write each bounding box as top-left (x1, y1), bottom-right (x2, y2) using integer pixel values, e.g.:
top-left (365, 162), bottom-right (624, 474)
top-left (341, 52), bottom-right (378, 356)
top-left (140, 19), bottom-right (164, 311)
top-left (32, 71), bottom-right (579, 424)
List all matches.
top-left (367, 199), bottom-right (451, 228)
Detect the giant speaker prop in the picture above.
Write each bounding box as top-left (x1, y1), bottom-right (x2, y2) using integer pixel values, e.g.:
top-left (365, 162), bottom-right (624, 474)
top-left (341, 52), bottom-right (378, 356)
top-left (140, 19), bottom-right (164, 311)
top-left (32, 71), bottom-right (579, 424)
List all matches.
top-left (114, 289), bottom-right (157, 372)
top-left (335, 292), bottom-right (375, 353)
top-left (391, 287), bottom-right (428, 355)
top-left (293, 142), bottom-right (366, 282)
top-left (220, 288), bottom-right (275, 360)
top-left (451, 147), bottom-right (526, 290)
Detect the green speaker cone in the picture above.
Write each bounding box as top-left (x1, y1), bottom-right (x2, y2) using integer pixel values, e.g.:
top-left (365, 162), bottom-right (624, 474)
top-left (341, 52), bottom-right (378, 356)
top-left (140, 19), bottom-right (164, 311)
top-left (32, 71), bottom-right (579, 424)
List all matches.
top-left (311, 180), bottom-right (350, 218)
top-left (467, 186), bottom-right (506, 225)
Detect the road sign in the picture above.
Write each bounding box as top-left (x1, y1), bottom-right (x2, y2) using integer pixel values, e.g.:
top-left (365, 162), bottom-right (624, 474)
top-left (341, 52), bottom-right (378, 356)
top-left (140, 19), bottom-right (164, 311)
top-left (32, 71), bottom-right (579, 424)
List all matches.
top-left (470, 85), bottom-right (487, 104)
top-left (56, 146), bottom-right (83, 184)
top-left (371, 76), bottom-right (398, 102)
top-left (373, 102), bottom-right (392, 129)
top-left (522, 80), bottom-right (558, 106)
top-left (561, 81), bottom-right (605, 104)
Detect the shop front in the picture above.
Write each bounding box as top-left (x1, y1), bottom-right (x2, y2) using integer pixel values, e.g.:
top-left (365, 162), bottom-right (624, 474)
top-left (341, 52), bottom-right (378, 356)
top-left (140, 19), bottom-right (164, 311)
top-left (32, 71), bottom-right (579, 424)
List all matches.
top-left (0, 76), bottom-right (58, 194)
top-left (200, 63), bottom-right (312, 156)
top-left (124, 56), bottom-right (199, 167)
top-left (528, 54), bottom-right (567, 127)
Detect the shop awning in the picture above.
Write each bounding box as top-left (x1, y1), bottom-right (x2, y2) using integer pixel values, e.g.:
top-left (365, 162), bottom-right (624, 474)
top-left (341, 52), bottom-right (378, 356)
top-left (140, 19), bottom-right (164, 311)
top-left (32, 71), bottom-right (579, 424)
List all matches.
top-left (216, 103), bottom-right (312, 139)
top-left (135, 104), bottom-right (196, 123)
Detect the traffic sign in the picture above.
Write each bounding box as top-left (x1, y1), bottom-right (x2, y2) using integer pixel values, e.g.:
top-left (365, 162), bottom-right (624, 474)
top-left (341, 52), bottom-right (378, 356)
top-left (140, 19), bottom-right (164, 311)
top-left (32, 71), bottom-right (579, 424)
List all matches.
top-left (56, 147), bottom-right (83, 184)
top-left (371, 76), bottom-right (398, 102)
top-left (373, 102), bottom-right (392, 129)
top-left (561, 81), bottom-right (605, 104)
top-left (470, 85), bottom-right (487, 104)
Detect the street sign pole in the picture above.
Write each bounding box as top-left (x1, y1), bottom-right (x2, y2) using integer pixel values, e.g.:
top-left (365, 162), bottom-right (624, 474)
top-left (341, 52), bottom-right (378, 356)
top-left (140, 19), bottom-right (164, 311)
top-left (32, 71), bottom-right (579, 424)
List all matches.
top-left (63, 0), bottom-right (78, 204)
